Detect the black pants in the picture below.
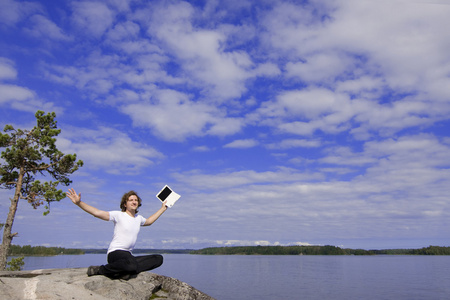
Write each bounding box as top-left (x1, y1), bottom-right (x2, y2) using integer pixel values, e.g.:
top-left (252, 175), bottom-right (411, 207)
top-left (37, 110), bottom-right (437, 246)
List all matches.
top-left (99, 250), bottom-right (163, 278)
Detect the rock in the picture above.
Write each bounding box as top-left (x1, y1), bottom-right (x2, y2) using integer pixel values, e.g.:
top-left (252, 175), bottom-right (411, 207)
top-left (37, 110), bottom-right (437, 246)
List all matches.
top-left (0, 268), bottom-right (215, 300)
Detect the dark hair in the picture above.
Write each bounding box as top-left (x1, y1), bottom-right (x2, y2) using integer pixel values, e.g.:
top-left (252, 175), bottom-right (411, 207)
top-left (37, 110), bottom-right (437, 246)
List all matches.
top-left (120, 190), bottom-right (142, 213)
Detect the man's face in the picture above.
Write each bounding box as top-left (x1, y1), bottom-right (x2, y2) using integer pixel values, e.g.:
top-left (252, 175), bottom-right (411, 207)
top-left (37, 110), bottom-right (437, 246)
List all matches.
top-left (125, 195), bottom-right (139, 211)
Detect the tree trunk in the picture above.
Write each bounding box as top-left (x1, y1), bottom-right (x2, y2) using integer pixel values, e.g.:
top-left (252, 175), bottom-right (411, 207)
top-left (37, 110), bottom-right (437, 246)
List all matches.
top-left (0, 167), bottom-right (24, 270)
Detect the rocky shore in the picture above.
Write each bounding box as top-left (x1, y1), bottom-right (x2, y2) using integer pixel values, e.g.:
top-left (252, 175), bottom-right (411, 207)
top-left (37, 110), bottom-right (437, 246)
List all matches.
top-left (0, 268), bottom-right (215, 300)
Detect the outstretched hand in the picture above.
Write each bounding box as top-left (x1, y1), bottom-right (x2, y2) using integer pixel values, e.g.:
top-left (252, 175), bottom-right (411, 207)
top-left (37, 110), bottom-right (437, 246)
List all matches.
top-left (67, 188), bottom-right (81, 205)
top-left (162, 200), bottom-right (168, 210)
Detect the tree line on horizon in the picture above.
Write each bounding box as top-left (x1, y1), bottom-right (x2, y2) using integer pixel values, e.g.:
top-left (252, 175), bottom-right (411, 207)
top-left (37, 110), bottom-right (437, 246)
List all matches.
top-left (189, 245), bottom-right (450, 255)
top-left (8, 245), bottom-right (84, 256)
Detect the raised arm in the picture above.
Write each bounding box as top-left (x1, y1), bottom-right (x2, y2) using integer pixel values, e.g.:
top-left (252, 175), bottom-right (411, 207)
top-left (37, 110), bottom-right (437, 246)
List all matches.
top-left (66, 188), bottom-right (110, 221)
top-left (143, 201), bottom-right (168, 226)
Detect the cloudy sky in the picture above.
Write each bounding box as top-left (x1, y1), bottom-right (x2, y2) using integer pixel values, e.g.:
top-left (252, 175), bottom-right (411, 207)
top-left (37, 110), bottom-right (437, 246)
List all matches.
top-left (1, 0), bottom-right (450, 250)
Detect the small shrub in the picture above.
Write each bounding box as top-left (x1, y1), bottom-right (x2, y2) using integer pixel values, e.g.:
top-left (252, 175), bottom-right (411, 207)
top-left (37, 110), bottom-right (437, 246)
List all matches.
top-left (6, 256), bottom-right (25, 271)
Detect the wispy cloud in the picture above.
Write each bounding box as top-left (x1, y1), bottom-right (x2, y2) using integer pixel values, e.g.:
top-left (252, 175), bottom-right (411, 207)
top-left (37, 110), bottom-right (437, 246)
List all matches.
top-left (24, 14), bottom-right (73, 41)
top-left (71, 1), bottom-right (115, 38)
top-left (0, 0), bottom-right (42, 26)
top-left (0, 58), bottom-right (60, 112)
top-left (58, 126), bottom-right (164, 174)
top-left (224, 139), bottom-right (258, 149)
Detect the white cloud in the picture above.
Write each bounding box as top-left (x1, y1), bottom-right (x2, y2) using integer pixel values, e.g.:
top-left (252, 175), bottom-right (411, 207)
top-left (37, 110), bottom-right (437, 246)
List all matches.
top-left (219, 240), bottom-right (271, 246)
top-left (0, 84), bottom-right (34, 104)
top-left (336, 76), bottom-right (385, 99)
top-left (145, 1), bottom-right (262, 100)
top-left (71, 1), bottom-right (115, 38)
top-left (192, 145), bottom-right (211, 152)
top-left (252, 62), bottom-right (281, 77)
top-left (259, 2), bottom-right (326, 57)
top-left (320, 134), bottom-right (450, 194)
top-left (266, 139), bottom-right (321, 150)
top-left (58, 126), bottom-right (164, 174)
top-left (255, 87), bottom-right (354, 136)
top-left (0, 58), bottom-right (61, 113)
top-left (0, 0), bottom-right (41, 26)
top-left (0, 79), bottom-right (58, 114)
top-left (320, 146), bottom-right (377, 166)
top-left (285, 52), bottom-right (354, 83)
top-left (0, 59), bottom-right (33, 105)
top-left (122, 89), bottom-right (243, 141)
top-left (255, 0), bottom-right (450, 138)
top-left (104, 0), bottom-right (133, 13)
top-left (106, 20), bottom-right (140, 41)
top-left (174, 167), bottom-right (323, 190)
top-left (24, 14), bottom-right (72, 41)
top-left (157, 238), bottom-right (312, 248)
top-left (327, 0), bottom-right (450, 90)
top-left (223, 139), bottom-right (258, 149)
top-left (276, 88), bottom-right (345, 119)
top-left (0, 57), bottom-right (17, 80)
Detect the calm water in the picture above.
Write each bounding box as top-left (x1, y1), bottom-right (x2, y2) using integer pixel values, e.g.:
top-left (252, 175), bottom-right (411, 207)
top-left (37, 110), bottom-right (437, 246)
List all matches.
top-left (19, 254), bottom-right (450, 300)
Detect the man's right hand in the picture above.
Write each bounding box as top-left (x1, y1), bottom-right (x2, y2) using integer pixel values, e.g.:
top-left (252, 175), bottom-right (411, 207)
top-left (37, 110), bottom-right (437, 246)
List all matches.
top-left (67, 188), bottom-right (81, 205)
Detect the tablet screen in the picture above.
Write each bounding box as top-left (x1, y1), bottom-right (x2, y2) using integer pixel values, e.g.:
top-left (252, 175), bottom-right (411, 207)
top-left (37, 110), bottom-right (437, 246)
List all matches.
top-left (157, 186), bottom-right (172, 201)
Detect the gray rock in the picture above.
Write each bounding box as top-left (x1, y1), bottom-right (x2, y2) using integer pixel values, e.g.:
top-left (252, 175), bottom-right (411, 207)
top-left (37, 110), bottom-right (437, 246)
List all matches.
top-left (0, 268), bottom-right (215, 300)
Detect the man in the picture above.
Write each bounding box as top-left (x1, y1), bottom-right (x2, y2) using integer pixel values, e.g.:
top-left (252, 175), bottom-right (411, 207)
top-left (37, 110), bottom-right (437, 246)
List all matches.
top-left (67, 188), bottom-right (167, 279)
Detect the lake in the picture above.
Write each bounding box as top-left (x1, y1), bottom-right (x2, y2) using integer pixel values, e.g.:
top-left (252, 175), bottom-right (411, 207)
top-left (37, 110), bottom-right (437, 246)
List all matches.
top-left (19, 254), bottom-right (450, 299)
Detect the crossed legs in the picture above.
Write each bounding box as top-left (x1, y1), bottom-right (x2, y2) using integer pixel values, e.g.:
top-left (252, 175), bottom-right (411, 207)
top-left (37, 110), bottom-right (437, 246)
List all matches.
top-left (90, 250), bottom-right (163, 279)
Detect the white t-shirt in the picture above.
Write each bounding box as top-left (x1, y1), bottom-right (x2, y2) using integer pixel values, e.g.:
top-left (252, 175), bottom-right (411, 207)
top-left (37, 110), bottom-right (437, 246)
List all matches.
top-left (107, 211), bottom-right (146, 254)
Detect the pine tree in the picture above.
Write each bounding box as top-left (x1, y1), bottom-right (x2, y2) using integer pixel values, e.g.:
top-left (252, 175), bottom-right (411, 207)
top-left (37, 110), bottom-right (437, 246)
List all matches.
top-left (0, 111), bottom-right (83, 270)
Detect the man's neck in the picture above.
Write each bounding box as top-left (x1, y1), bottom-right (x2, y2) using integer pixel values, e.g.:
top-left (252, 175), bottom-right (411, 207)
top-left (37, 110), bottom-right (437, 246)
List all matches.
top-left (125, 210), bottom-right (136, 217)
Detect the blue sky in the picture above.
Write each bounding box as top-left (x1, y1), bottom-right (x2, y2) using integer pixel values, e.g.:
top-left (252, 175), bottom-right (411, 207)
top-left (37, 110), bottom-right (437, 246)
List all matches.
top-left (1, 0), bottom-right (450, 250)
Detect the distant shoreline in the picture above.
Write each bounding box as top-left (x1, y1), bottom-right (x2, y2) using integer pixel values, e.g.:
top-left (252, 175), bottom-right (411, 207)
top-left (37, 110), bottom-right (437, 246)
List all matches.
top-left (8, 244), bottom-right (450, 256)
top-left (190, 245), bottom-right (450, 255)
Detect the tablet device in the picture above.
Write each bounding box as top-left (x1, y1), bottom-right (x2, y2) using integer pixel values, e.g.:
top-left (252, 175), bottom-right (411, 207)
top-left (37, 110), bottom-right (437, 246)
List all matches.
top-left (156, 185), bottom-right (180, 208)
